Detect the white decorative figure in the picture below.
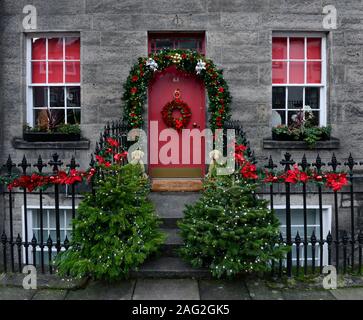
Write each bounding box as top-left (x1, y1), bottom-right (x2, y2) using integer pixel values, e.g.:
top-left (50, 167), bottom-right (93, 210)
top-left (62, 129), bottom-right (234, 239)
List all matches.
top-left (131, 149), bottom-right (144, 165)
top-left (207, 149), bottom-right (224, 175)
top-left (146, 58), bottom-right (158, 71)
top-left (130, 149), bottom-right (148, 177)
top-left (195, 59), bottom-right (206, 75)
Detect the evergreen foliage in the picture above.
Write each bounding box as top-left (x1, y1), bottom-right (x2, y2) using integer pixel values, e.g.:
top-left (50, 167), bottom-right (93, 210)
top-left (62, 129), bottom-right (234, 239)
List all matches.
top-left (56, 164), bottom-right (165, 280)
top-left (178, 169), bottom-right (286, 278)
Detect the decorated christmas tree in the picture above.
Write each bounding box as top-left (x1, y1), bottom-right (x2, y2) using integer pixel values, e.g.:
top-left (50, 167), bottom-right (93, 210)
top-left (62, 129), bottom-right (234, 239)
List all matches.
top-left (179, 147), bottom-right (286, 278)
top-left (56, 163), bottom-right (165, 280)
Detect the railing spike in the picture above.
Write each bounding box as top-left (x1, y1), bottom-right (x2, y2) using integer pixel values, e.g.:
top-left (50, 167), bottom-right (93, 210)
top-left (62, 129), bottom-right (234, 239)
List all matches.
top-left (345, 153), bottom-right (357, 172)
top-left (295, 231), bottom-right (301, 244)
top-left (16, 234), bottom-right (22, 246)
top-left (328, 153), bottom-right (341, 172)
top-left (5, 155), bottom-right (16, 175)
top-left (312, 153), bottom-right (325, 172)
top-left (311, 230), bottom-right (317, 244)
top-left (48, 153), bottom-right (63, 173)
top-left (280, 152), bottom-right (295, 171)
top-left (298, 154), bottom-right (310, 171)
top-left (67, 156), bottom-right (80, 170)
top-left (34, 155), bottom-right (47, 173)
top-left (18, 155), bottom-right (31, 174)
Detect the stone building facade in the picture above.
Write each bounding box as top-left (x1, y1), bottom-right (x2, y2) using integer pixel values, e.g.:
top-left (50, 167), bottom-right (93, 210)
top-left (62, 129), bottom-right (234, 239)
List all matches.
top-left (1, 0), bottom-right (363, 166)
top-left (0, 0), bottom-right (363, 267)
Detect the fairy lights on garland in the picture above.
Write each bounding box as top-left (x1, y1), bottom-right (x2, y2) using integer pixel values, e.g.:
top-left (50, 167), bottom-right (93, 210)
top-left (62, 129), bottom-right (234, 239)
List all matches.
top-left (6, 169), bottom-right (96, 193)
top-left (122, 49), bottom-right (232, 130)
top-left (1, 138), bottom-right (127, 193)
top-left (1, 139), bottom-right (349, 193)
top-left (234, 143), bottom-right (349, 191)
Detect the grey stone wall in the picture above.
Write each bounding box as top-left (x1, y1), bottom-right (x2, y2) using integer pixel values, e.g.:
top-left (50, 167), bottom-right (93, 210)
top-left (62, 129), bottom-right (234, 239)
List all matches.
top-left (0, 1), bottom-right (363, 229)
top-left (1, 0), bottom-right (363, 167)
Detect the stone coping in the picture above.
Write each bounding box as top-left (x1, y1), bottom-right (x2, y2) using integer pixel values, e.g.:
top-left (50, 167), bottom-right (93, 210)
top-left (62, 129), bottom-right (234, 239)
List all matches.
top-left (263, 137), bottom-right (340, 150)
top-left (12, 138), bottom-right (90, 150)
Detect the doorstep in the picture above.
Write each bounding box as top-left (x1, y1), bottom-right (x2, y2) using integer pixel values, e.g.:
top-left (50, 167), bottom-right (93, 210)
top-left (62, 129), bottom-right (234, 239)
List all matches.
top-left (151, 179), bottom-right (203, 192)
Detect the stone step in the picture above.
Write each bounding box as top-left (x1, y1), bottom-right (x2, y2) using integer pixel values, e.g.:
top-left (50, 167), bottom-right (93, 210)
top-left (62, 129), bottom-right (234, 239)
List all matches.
top-left (131, 257), bottom-right (211, 279)
top-left (160, 228), bottom-right (182, 257)
top-left (151, 179), bottom-right (203, 192)
top-left (150, 192), bottom-right (201, 228)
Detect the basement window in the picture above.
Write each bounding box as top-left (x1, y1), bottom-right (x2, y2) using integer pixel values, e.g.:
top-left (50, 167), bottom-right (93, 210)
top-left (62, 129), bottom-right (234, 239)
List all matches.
top-left (273, 205), bottom-right (332, 266)
top-left (23, 206), bottom-right (73, 264)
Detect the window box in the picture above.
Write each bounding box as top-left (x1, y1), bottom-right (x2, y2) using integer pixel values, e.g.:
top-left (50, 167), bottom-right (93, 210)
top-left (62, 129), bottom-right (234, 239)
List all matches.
top-left (13, 138), bottom-right (90, 150)
top-left (263, 137), bottom-right (340, 149)
top-left (271, 130), bottom-right (331, 142)
top-left (23, 131), bottom-right (81, 142)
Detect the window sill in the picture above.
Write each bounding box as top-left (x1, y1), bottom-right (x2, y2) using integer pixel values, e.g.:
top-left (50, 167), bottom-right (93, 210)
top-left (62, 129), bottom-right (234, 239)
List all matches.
top-left (263, 137), bottom-right (340, 150)
top-left (12, 138), bottom-right (90, 150)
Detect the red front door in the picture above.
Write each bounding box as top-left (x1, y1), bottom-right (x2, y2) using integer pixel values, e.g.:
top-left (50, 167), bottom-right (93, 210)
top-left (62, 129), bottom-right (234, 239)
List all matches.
top-left (148, 66), bottom-right (206, 178)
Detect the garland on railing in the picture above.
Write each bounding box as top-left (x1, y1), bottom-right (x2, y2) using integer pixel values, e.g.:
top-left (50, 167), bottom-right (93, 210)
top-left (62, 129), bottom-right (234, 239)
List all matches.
top-left (0, 137), bottom-right (127, 193)
top-left (234, 143), bottom-right (349, 191)
top-left (6, 169), bottom-right (96, 192)
top-left (0, 139), bottom-right (350, 193)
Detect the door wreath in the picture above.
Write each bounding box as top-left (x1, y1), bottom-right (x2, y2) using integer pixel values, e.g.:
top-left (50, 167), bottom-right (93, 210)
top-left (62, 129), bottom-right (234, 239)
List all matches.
top-left (161, 100), bottom-right (192, 131)
top-left (161, 89), bottom-right (192, 131)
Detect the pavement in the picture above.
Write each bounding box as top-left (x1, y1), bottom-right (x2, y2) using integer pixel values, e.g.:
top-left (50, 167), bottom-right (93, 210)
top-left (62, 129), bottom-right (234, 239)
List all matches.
top-left (2, 273), bottom-right (363, 300)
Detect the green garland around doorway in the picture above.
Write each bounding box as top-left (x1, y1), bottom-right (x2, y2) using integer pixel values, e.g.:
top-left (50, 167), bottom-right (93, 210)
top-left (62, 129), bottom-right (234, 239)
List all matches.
top-left (122, 49), bottom-right (232, 130)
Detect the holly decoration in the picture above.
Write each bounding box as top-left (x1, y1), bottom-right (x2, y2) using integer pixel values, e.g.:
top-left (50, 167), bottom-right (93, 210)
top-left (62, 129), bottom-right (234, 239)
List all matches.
top-left (161, 98), bottom-right (192, 131)
top-left (122, 49), bottom-right (232, 130)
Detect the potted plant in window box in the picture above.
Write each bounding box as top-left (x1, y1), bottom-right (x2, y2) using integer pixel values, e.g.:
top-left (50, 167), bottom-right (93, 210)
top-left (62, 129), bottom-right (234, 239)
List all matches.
top-left (23, 109), bottom-right (81, 142)
top-left (272, 108), bottom-right (331, 148)
top-left (23, 123), bottom-right (81, 142)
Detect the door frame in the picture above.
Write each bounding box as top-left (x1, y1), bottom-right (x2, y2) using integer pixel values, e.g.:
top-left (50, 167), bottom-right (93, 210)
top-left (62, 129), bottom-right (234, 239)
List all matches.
top-left (147, 31), bottom-right (207, 177)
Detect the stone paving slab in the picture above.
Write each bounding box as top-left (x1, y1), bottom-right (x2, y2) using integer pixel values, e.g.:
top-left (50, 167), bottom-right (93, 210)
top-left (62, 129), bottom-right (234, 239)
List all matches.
top-left (245, 278), bottom-right (284, 300)
top-left (1, 276), bottom-right (363, 300)
top-left (199, 280), bottom-right (250, 300)
top-left (330, 288), bottom-right (363, 300)
top-left (65, 280), bottom-right (135, 300)
top-left (0, 287), bottom-right (36, 300)
top-left (0, 272), bottom-right (88, 290)
top-left (133, 279), bottom-right (199, 300)
top-left (281, 289), bottom-right (335, 300)
top-left (32, 289), bottom-right (68, 300)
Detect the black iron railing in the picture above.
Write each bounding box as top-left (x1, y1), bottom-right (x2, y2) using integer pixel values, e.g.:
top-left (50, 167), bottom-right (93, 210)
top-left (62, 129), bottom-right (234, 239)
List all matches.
top-left (0, 120), bottom-right (362, 278)
top-left (258, 152), bottom-right (363, 277)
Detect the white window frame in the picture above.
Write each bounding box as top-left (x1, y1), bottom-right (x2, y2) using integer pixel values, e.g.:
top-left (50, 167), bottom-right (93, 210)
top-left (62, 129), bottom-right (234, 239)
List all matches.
top-left (271, 204), bottom-right (332, 266)
top-left (22, 205), bottom-right (75, 264)
top-left (26, 34), bottom-right (81, 127)
top-left (272, 32), bottom-right (327, 126)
